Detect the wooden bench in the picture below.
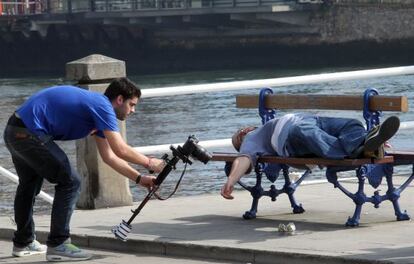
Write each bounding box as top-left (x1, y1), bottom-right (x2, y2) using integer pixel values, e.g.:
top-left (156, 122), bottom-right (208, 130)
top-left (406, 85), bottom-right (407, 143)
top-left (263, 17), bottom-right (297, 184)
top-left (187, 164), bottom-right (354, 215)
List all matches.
top-left (211, 88), bottom-right (414, 226)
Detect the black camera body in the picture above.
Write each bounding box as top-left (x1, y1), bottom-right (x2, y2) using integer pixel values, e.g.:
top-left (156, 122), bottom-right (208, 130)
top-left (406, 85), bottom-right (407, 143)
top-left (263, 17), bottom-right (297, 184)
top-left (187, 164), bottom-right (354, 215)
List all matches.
top-left (153, 135), bottom-right (211, 186)
top-left (172, 135), bottom-right (212, 165)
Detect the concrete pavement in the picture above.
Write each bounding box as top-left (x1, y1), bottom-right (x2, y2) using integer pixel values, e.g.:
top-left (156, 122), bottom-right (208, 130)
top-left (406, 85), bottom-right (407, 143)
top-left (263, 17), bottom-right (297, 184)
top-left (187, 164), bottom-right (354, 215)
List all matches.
top-left (1, 176), bottom-right (414, 264)
top-left (0, 240), bottom-right (240, 264)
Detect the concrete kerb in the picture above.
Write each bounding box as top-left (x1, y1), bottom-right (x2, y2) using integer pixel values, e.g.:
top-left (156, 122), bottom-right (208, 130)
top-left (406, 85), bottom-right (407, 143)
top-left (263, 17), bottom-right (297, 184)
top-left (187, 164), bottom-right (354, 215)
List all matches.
top-left (0, 228), bottom-right (392, 264)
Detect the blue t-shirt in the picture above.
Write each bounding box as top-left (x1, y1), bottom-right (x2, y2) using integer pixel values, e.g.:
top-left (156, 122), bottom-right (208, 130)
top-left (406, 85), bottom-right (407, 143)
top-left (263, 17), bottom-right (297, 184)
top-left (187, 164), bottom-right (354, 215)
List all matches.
top-left (16, 86), bottom-right (119, 140)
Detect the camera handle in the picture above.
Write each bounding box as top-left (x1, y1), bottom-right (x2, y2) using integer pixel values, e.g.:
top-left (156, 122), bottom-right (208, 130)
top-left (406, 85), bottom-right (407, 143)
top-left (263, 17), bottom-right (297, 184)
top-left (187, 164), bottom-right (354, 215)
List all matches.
top-left (129, 154), bottom-right (179, 225)
top-left (112, 146), bottom-right (183, 241)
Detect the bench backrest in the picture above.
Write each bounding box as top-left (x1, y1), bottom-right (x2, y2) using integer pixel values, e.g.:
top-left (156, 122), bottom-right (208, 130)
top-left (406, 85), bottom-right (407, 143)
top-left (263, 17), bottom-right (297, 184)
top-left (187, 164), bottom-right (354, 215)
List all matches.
top-left (236, 94), bottom-right (408, 112)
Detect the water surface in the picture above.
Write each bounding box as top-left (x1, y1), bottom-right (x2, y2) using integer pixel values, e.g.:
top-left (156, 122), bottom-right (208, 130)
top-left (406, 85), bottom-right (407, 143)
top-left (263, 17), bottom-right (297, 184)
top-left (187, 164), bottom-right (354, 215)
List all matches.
top-left (1, 67), bottom-right (413, 216)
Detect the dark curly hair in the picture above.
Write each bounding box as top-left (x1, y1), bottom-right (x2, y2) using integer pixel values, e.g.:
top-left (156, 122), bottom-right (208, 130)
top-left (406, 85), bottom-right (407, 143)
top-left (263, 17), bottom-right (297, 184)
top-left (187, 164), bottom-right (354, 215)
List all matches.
top-left (104, 77), bottom-right (141, 101)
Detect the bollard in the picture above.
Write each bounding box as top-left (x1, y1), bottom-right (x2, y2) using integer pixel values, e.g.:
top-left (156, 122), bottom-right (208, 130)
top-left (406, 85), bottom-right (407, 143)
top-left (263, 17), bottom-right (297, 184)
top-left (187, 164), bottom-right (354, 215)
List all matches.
top-left (66, 54), bottom-right (133, 209)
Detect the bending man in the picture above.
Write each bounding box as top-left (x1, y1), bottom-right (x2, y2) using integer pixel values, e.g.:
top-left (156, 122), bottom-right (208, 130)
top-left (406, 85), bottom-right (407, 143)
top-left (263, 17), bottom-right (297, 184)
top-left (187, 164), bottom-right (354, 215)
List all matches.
top-left (4, 78), bottom-right (165, 261)
top-left (221, 113), bottom-right (400, 199)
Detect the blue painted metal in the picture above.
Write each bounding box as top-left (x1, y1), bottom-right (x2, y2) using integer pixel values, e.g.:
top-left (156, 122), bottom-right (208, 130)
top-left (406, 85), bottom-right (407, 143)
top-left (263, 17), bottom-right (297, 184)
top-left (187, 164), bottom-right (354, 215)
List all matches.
top-left (384, 165), bottom-right (412, 221)
top-left (263, 163), bottom-right (283, 182)
top-left (258, 88), bottom-right (276, 125)
top-left (363, 164), bottom-right (386, 188)
top-left (362, 88), bottom-right (385, 191)
top-left (238, 160), bottom-right (310, 219)
top-left (363, 88), bottom-right (381, 131)
top-left (230, 87), bottom-right (413, 226)
top-left (242, 163), bottom-right (264, 219)
top-left (326, 161), bottom-right (412, 226)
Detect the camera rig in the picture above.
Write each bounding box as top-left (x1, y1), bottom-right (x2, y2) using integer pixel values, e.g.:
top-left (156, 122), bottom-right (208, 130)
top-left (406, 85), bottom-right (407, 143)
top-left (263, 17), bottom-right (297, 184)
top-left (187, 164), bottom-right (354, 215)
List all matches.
top-left (112, 135), bottom-right (211, 241)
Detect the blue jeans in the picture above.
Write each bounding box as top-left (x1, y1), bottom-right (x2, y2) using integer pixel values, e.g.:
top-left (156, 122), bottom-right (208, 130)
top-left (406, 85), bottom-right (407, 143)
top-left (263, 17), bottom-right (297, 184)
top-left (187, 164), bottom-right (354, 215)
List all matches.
top-left (286, 116), bottom-right (367, 159)
top-left (4, 122), bottom-right (80, 247)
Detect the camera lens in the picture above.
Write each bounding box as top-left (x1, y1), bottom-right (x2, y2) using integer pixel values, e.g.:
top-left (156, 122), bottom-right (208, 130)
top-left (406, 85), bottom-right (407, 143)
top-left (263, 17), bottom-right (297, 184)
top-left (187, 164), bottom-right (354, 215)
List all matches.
top-left (178, 136), bottom-right (212, 164)
top-left (191, 144), bottom-right (212, 164)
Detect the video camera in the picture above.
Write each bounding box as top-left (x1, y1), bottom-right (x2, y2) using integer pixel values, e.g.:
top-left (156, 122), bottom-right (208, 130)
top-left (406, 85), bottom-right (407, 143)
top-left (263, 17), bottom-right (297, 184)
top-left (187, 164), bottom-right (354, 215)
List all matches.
top-left (112, 135), bottom-right (212, 241)
top-left (174, 135), bottom-right (211, 164)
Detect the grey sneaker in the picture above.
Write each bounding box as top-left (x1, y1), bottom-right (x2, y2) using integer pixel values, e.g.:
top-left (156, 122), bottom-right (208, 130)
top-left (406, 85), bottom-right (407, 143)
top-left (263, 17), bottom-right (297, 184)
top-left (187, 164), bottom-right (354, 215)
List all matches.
top-left (46, 239), bottom-right (92, 262)
top-left (12, 240), bottom-right (47, 257)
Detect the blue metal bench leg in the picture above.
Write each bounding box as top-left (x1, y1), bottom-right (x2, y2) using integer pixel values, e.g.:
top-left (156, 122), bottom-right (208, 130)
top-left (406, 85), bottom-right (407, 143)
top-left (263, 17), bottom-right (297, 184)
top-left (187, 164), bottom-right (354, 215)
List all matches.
top-left (326, 167), bottom-right (362, 226)
top-left (243, 196), bottom-right (259, 220)
top-left (384, 164), bottom-right (411, 221)
top-left (346, 168), bottom-right (367, 227)
top-left (242, 169), bottom-right (264, 220)
top-left (347, 204), bottom-right (363, 227)
top-left (283, 167), bottom-right (307, 214)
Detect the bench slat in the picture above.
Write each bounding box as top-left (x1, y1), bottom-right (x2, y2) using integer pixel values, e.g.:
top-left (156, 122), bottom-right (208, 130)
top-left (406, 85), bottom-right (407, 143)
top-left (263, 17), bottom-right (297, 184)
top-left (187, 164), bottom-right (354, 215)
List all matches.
top-left (236, 94), bottom-right (408, 112)
top-left (212, 152), bottom-right (394, 166)
top-left (387, 150), bottom-right (414, 165)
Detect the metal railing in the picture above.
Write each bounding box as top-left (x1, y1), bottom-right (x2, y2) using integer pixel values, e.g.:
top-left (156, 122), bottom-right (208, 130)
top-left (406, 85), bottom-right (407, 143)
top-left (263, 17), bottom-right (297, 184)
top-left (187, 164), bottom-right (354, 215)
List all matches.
top-left (0, 165), bottom-right (54, 203)
top-left (0, 1), bottom-right (46, 15)
top-left (0, 0), bottom-right (296, 15)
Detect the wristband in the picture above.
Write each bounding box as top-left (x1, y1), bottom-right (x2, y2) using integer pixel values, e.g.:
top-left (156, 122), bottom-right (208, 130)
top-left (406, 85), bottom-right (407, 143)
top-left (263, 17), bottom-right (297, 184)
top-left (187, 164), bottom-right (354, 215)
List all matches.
top-left (145, 157), bottom-right (154, 170)
top-left (135, 174), bottom-right (142, 184)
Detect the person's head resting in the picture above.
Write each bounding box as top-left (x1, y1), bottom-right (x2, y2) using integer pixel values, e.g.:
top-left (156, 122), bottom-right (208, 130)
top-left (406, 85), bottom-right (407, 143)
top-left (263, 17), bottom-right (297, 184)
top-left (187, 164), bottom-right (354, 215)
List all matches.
top-left (104, 78), bottom-right (141, 121)
top-left (231, 126), bottom-right (257, 151)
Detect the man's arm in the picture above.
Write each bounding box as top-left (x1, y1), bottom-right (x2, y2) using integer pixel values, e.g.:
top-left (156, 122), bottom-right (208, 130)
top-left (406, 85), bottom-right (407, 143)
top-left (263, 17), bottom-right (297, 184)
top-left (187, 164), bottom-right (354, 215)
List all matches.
top-left (94, 136), bottom-right (155, 188)
top-left (102, 130), bottom-right (165, 172)
top-left (221, 156), bottom-right (252, 199)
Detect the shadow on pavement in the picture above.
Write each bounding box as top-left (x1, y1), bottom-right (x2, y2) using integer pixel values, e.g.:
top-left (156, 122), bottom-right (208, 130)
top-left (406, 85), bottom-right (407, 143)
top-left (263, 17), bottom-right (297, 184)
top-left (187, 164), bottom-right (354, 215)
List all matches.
top-left (88, 214), bottom-right (364, 244)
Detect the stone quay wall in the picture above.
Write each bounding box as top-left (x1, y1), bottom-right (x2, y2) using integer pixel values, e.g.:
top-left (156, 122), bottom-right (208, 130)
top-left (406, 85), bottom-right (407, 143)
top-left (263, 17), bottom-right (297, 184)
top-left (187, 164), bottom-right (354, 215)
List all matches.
top-left (314, 3), bottom-right (414, 44)
top-left (1, 2), bottom-right (414, 74)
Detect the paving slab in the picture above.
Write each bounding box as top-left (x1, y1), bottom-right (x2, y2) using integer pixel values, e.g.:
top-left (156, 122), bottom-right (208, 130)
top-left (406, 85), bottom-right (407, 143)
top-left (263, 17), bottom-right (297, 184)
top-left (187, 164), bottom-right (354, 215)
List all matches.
top-left (0, 239), bottom-right (239, 264)
top-left (1, 177), bottom-right (414, 264)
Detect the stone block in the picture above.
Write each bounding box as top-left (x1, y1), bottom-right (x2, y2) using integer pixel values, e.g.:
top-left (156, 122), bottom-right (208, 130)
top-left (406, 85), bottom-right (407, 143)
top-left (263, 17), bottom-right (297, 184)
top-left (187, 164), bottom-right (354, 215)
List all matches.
top-left (66, 54), bottom-right (133, 209)
top-left (66, 54), bottom-right (126, 82)
top-left (75, 83), bottom-right (133, 209)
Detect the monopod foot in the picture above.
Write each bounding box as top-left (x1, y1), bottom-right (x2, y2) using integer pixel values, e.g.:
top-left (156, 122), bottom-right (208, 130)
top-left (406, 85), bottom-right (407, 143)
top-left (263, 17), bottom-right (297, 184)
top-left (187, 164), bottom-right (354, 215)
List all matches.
top-left (112, 220), bottom-right (131, 242)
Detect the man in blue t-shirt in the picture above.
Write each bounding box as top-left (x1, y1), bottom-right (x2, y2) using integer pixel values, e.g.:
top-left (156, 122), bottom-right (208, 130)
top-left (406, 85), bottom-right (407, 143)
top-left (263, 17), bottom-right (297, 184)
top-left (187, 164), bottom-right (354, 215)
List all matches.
top-left (221, 114), bottom-right (400, 200)
top-left (4, 78), bottom-right (165, 261)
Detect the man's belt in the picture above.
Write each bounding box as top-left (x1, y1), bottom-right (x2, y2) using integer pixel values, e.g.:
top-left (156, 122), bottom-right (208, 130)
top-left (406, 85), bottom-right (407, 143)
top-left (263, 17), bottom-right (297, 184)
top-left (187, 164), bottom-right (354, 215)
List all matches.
top-left (8, 112), bottom-right (26, 128)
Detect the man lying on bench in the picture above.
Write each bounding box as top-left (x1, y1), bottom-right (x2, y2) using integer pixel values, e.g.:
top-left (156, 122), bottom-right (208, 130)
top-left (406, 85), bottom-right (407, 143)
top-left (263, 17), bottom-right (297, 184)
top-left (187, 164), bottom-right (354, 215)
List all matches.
top-left (221, 114), bottom-right (400, 200)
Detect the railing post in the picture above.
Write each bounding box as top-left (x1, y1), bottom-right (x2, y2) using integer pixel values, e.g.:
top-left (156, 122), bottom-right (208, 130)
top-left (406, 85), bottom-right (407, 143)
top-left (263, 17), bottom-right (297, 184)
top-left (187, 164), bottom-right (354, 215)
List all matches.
top-left (66, 54), bottom-right (133, 209)
top-left (90, 0), bottom-right (96, 11)
top-left (67, 0), bottom-right (72, 13)
top-left (46, 0), bottom-right (51, 13)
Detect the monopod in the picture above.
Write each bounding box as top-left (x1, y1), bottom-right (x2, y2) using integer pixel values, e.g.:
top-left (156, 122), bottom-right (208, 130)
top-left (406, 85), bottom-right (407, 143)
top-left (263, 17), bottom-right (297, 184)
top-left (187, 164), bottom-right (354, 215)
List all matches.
top-left (112, 135), bottom-right (211, 241)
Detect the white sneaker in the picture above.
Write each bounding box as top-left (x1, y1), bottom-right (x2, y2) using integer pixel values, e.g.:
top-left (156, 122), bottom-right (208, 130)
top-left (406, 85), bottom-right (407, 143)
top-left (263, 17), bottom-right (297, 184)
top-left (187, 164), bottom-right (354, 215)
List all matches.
top-left (12, 240), bottom-right (47, 257)
top-left (46, 239), bottom-right (92, 262)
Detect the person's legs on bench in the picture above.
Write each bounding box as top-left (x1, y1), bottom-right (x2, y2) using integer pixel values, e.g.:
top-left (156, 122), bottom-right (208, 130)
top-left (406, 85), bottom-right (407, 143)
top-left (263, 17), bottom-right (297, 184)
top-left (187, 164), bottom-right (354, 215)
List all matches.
top-left (319, 117), bottom-right (367, 156)
top-left (286, 116), bottom-right (399, 159)
top-left (286, 116), bottom-right (362, 159)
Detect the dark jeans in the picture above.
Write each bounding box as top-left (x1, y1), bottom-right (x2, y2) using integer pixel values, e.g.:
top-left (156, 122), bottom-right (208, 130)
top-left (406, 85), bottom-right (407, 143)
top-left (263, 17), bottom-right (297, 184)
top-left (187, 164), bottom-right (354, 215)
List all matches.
top-left (4, 117), bottom-right (81, 247)
top-left (286, 116), bottom-right (367, 159)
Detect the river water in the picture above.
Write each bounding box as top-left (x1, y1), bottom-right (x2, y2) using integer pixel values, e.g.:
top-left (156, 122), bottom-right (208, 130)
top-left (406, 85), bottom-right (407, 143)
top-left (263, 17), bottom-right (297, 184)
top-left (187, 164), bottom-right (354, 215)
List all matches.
top-left (1, 66), bottom-right (414, 216)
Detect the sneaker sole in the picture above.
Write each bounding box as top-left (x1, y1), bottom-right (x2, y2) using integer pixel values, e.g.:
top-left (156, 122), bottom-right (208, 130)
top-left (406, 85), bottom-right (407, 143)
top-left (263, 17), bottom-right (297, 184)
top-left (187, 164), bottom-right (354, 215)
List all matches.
top-left (12, 251), bottom-right (46, 257)
top-left (364, 116), bottom-right (400, 152)
top-left (46, 254), bottom-right (92, 262)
